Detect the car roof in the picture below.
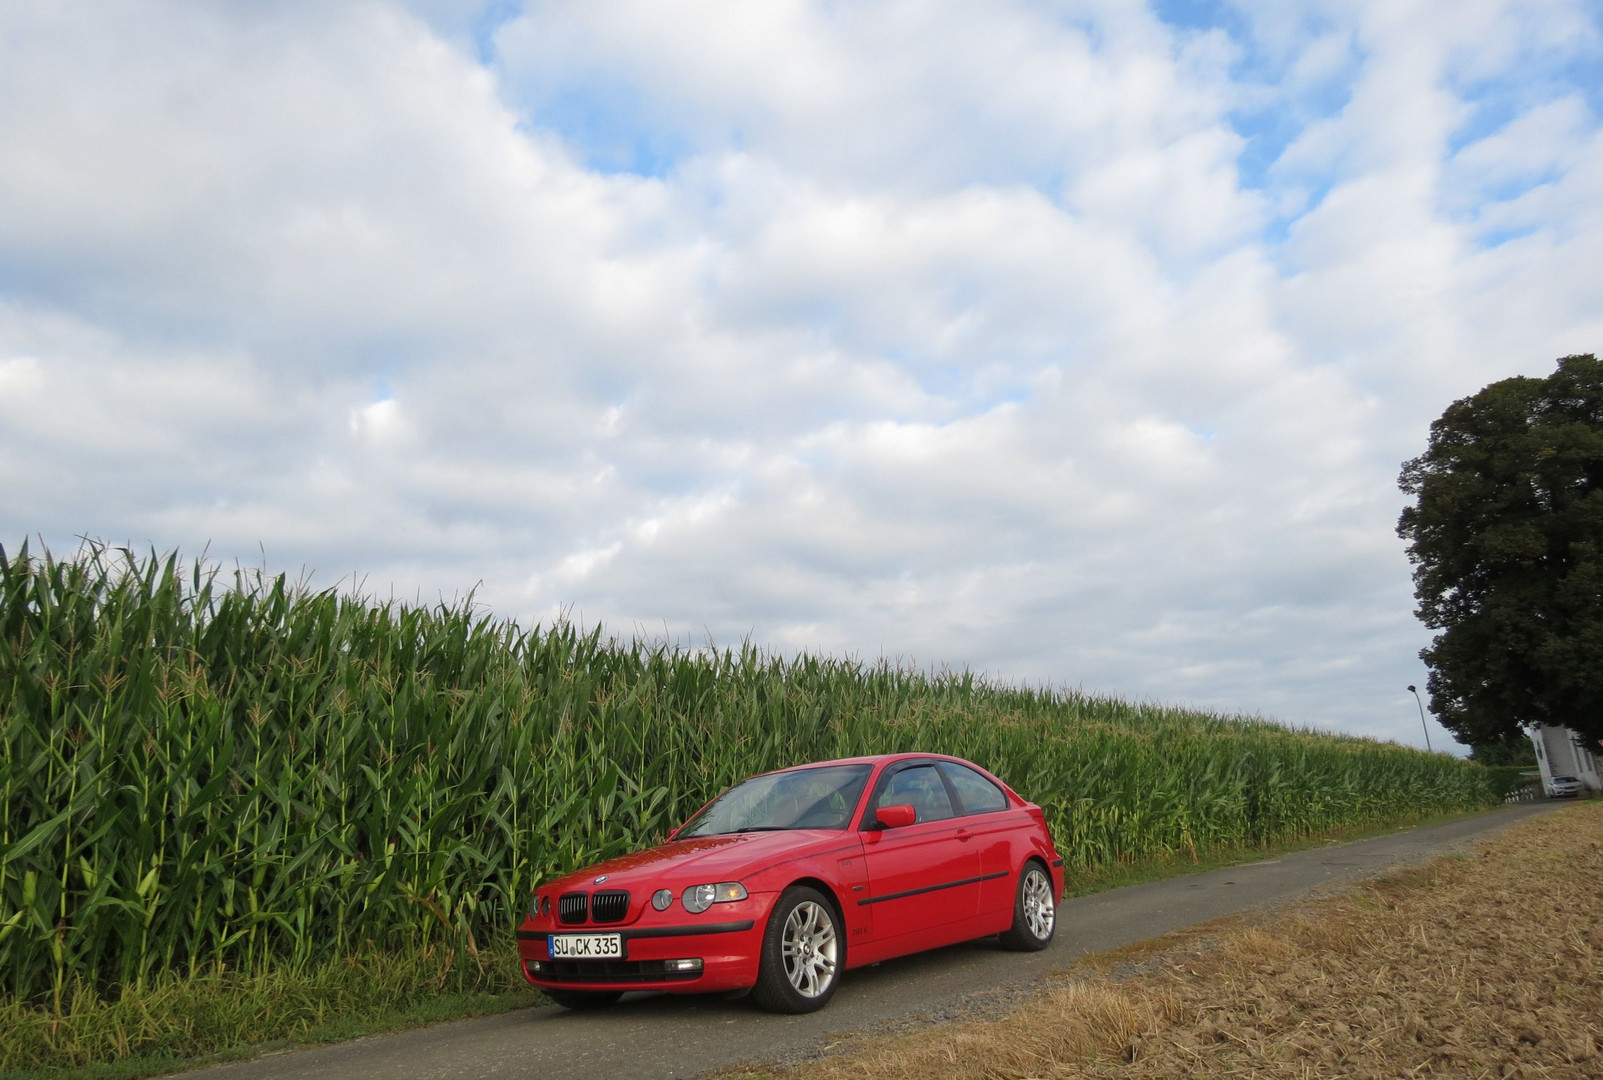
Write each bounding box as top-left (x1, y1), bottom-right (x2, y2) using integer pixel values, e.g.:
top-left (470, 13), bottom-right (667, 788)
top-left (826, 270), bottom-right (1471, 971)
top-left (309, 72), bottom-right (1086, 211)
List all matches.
top-left (772, 752), bottom-right (973, 772)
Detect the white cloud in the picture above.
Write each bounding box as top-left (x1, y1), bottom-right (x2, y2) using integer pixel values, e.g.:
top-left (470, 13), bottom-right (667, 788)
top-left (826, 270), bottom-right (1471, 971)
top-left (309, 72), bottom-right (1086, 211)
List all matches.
top-left (0, 355), bottom-right (44, 397)
top-left (492, 0), bottom-right (1236, 190)
top-left (0, 0), bottom-right (1599, 754)
top-left (1450, 96), bottom-right (1591, 188)
top-left (348, 398), bottom-right (409, 443)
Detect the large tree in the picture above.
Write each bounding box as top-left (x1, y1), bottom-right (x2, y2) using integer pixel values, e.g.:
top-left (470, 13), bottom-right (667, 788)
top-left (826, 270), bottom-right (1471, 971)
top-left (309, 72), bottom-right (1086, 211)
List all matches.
top-left (1466, 731), bottom-right (1537, 767)
top-left (1398, 353), bottom-right (1603, 749)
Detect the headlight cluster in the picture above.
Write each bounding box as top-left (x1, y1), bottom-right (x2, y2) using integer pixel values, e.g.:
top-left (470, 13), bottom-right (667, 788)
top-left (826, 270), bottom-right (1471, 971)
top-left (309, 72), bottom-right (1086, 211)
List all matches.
top-left (682, 881), bottom-right (747, 914)
top-left (526, 894), bottom-right (550, 920)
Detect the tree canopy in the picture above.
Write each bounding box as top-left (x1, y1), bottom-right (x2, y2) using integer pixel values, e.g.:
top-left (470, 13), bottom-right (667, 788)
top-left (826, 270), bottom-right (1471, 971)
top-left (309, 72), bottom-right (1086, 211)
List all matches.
top-left (1398, 353), bottom-right (1603, 749)
top-left (1466, 731), bottom-right (1537, 767)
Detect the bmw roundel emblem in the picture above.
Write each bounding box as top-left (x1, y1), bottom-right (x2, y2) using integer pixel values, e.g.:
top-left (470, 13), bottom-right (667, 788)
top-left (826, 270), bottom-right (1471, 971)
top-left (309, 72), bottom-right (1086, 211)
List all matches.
top-left (594, 875), bottom-right (608, 883)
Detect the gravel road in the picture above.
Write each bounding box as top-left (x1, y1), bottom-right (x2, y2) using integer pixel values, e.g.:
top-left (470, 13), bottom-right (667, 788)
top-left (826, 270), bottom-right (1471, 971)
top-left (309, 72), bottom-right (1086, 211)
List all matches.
top-left (175, 802), bottom-right (1560, 1080)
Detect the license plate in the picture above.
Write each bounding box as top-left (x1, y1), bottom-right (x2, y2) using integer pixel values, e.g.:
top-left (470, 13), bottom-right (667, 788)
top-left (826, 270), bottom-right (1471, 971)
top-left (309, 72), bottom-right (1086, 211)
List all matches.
top-left (549, 933), bottom-right (624, 960)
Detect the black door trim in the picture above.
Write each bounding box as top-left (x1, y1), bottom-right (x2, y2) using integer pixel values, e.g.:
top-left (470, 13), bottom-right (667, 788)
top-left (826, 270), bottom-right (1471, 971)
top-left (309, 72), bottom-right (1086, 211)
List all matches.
top-left (856, 870), bottom-right (1008, 906)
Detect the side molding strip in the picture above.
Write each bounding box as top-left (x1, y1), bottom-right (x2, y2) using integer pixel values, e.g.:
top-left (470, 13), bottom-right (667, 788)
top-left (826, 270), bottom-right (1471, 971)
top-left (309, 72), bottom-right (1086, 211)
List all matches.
top-left (856, 870), bottom-right (1008, 906)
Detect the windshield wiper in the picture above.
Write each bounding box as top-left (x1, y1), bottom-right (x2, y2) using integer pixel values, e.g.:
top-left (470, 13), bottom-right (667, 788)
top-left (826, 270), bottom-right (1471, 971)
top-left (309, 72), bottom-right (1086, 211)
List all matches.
top-left (733, 826), bottom-right (791, 833)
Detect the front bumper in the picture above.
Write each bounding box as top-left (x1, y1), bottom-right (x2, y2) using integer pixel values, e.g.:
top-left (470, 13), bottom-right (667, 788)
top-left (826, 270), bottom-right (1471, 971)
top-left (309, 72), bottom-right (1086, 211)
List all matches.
top-left (516, 911), bottom-right (768, 994)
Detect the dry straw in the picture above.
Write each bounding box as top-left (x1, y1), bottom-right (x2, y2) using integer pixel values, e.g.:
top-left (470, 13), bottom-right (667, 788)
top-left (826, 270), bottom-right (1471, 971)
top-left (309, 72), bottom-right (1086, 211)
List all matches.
top-left (781, 802), bottom-right (1603, 1079)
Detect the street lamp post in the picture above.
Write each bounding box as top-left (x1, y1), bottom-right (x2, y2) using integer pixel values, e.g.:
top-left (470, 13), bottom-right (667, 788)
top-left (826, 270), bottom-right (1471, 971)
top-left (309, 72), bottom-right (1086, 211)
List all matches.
top-left (1406, 685), bottom-right (1433, 753)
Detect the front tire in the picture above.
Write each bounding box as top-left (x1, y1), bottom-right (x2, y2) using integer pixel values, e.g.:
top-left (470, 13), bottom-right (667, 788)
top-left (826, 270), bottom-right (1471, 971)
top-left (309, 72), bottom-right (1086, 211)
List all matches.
top-left (544, 988), bottom-right (623, 1010)
top-left (751, 886), bottom-right (842, 1013)
top-left (998, 860), bottom-right (1056, 951)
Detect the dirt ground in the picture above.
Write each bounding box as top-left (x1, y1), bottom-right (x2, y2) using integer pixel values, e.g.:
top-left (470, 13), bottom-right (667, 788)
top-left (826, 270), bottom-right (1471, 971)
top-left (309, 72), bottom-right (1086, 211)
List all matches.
top-left (766, 800), bottom-right (1602, 1080)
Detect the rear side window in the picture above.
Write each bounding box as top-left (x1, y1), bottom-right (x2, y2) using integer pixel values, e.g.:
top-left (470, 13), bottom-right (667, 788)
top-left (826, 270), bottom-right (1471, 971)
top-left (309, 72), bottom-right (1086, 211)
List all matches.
top-left (939, 761), bottom-right (1009, 815)
top-left (879, 764), bottom-right (955, 823)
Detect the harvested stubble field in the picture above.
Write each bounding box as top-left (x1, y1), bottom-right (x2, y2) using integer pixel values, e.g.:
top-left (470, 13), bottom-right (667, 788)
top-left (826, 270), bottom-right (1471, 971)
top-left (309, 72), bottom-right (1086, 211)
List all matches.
top-left (767, 800), bottom-right (1603, 1080)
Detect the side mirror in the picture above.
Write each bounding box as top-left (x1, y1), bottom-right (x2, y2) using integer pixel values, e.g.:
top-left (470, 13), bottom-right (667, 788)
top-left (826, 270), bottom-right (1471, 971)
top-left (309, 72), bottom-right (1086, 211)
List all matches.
top-left (875, 804), bottom-right (917, 829)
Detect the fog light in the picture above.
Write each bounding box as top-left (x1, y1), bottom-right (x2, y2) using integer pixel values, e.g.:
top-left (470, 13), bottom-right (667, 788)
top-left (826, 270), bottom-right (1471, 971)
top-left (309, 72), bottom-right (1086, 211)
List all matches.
top-left (667, 958), bottom-right (703, 972)
top-left (526, 959), bottom-right (544, 974)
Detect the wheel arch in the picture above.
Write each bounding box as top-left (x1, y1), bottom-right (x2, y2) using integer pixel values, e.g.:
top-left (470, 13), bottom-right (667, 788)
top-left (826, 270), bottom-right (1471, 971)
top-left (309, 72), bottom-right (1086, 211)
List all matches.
top-left (1017, 852), bottom-right (1055, 897)
top-left (783, 876), bottom-right (848, 962)
top-left (786, 876), bottom-right (845, 921)
top-left (997, 854), bottom-right (1058, 952)
top-left (750, 876), bottom-right (849, 1013)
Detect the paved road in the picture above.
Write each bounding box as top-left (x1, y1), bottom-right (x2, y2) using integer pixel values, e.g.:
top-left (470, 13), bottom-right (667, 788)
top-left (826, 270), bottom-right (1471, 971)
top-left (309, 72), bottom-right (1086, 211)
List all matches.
top-left (179, 802), bottom-right (1561, 1080)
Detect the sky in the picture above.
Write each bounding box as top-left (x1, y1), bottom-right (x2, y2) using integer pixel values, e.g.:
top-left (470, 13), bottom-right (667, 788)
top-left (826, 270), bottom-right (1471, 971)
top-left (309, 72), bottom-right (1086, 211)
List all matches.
top-left (1, 0), bottom-right (1600, 752)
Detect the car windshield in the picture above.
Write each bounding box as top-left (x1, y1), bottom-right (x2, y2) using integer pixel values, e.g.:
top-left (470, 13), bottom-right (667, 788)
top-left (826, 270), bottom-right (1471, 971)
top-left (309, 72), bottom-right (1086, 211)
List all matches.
top-left (679, 764), bottom-right (873, 836)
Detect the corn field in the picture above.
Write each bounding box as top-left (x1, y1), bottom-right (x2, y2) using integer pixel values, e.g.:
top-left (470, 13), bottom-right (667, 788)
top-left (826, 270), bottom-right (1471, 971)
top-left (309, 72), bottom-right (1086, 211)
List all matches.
top-left (0, 542), bottom-right (1495, 1007)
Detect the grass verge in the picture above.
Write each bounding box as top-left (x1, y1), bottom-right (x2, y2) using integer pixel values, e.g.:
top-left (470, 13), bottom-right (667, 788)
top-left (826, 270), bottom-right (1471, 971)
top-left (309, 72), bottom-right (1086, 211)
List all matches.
top-left (724, 800), bottom-right (1602, 1079)
top-left (0, 937), bottom-right (540, 1080)
top-left (1065, 802), bottom-right (1501, 897)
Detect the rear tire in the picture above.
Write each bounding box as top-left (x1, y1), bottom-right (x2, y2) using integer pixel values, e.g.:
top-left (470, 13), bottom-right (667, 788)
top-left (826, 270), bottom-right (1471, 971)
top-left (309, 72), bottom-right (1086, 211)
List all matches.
top-left (751, 886), bottom-right (842, 1013)
top-left (998, 860), bottom-right (1056, 951)
top-left (545, 989), bottom-right (623, 1010)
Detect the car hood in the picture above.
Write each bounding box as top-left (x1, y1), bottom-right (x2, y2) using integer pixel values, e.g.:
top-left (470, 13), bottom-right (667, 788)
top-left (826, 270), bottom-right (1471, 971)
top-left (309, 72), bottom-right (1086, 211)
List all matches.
top-left (542, 830), bottom-right (849, 893)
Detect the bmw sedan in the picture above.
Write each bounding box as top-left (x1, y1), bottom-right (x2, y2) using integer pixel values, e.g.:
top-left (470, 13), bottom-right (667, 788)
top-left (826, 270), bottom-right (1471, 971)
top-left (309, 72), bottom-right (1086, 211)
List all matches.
top-left (517, 753), bottom-right (1064, 1013)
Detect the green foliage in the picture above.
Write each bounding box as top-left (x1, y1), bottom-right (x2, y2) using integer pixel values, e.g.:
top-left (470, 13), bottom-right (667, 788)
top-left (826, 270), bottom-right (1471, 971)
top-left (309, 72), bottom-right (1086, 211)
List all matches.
top-left (1, 541), bottom-right (1496, 1018)
top-left (0, 933), bottom-right (535, 1072)
top-left (1468, 732), bottom-right (1537, 767)
top-left (1398, 353), bottom-right (1603, 746)
top-left (1476, 765), bottom-right (1538, 801)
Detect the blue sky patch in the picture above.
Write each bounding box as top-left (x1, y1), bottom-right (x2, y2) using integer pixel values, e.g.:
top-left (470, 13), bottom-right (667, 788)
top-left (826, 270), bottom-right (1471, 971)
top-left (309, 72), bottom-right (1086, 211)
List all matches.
top-left (470, 1), bottom-right (521, 66)
top-left (531, 80), bottom-right (689, 178)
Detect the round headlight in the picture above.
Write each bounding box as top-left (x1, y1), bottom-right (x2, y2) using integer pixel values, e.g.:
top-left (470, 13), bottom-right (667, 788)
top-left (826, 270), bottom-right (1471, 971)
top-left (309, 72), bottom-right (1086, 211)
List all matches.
top-left (652, 889), bottom-right (673, 911)
top-left (527, 893), bottom-right (542, 920)
top-left (541, 895), bottom-right (550, 916)
top-left (682, 881), bottom-right (747, 914)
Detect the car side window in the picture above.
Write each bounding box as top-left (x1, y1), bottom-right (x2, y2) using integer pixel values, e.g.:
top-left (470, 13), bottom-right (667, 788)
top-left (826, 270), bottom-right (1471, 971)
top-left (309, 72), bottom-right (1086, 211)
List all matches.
top-left (938, 761), bottom-right (1009, 815)
top-left (878, 764), bottom-right (955, 823)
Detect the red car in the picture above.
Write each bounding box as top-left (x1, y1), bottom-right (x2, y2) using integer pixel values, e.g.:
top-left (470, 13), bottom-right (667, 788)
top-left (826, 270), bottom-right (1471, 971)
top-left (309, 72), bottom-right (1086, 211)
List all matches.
top-left (516, 753), bottom-right (1064, 1013)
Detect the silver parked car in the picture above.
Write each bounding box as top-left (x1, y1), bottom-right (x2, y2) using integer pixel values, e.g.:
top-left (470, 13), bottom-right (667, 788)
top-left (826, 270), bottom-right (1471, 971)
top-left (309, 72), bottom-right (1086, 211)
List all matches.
top-left (1547, 775), bottom-right (1584, 798)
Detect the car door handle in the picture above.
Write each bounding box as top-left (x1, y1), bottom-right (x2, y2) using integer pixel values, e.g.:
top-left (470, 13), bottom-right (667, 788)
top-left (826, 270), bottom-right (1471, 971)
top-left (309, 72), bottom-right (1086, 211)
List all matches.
top-left (954, 828), bottom-right (973, 841)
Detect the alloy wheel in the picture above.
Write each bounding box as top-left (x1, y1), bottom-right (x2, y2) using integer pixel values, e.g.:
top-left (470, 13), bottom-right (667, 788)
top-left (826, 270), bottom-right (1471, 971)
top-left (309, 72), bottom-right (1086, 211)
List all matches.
top-left (1022, 866), bottom-right (1054, 940)
top-left (780, 900), bottom-right (837, 997)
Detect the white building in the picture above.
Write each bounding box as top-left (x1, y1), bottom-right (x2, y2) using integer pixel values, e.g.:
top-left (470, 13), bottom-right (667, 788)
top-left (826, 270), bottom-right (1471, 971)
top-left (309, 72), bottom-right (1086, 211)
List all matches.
top-left (1528, 725), bottom-right (1602, 794)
